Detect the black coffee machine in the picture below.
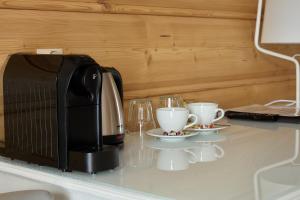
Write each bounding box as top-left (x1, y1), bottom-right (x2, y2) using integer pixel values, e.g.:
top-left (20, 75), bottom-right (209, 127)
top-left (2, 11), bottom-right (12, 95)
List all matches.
top-left (2, 54), bottom-right (125, 173)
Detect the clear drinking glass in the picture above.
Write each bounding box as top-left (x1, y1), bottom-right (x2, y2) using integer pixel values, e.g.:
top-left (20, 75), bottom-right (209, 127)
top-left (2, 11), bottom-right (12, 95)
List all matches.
top-left (159, 95), bottom-right (184, 108)
top-left (127, 98), bottom-right (156, 135)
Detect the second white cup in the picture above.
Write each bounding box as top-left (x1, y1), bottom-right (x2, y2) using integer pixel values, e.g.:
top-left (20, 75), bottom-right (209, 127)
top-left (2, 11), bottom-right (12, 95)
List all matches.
top-left (187, 103), bottom-right (224, 126)
top-left (156, 107), bottom-right (198, 133)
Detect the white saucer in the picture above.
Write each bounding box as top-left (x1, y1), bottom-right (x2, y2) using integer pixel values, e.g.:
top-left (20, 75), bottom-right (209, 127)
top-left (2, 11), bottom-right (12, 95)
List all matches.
top-left (146, 128), bottom-right (198, 142)
top-left (185, 124), bottom-right (228, 132)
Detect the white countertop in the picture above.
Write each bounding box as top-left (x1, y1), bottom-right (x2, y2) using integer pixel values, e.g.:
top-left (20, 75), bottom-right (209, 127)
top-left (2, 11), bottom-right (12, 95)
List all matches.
top-left (0, 119), bottom-right (299, 200)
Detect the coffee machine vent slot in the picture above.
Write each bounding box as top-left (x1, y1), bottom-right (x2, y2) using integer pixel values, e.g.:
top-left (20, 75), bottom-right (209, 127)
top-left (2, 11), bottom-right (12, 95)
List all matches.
top-left (4, 81), bottom-right (58, 161)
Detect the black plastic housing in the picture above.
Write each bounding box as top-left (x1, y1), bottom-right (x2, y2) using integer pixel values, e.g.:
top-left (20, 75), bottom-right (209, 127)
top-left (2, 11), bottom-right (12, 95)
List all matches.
top-left (3, 54), bottom-right (121, 173)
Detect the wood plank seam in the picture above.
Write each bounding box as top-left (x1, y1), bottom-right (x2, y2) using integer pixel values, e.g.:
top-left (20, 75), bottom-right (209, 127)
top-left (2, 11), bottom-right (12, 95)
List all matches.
top-left (124, 76), bottom-right (295, 99)
top-left (0, 0), bottom-right (256, 20)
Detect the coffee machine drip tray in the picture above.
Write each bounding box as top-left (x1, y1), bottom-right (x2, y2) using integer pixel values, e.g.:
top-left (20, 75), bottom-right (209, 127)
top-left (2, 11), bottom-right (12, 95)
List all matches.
top-left (69, 145), bottom-right (119, 174)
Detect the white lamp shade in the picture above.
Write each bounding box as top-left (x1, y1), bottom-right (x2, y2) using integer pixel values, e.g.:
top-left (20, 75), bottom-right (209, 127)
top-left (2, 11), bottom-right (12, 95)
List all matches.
top-left (261, 0), bottom-right (300, 44)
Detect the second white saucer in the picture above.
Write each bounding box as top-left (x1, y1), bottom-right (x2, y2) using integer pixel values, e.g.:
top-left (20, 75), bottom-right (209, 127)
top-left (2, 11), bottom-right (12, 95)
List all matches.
top-left (185, 124), bottom-right (228, 132)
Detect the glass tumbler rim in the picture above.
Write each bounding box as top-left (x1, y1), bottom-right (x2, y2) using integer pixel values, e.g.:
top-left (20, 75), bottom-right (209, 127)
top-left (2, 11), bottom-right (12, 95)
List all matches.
top-left (129, 98), bottom-right (152, 103)
top-left (159, 95), bottom-right (182, 99)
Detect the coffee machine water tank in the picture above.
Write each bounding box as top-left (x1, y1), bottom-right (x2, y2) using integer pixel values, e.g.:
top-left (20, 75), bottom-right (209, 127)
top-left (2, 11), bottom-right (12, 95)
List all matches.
top-left (101, 69), bottom-right (125, 145)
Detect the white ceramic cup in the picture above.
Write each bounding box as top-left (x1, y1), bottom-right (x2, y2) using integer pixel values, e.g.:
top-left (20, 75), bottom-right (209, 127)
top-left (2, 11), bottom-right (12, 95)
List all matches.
top-left (187, 103), bottom-right (225, 126)
top-left (157, 149), bottom-right (197, 171)
top-left (156, 107), bottom-right (198, 133)
top-left (191, 143), bottom-right (224, 162)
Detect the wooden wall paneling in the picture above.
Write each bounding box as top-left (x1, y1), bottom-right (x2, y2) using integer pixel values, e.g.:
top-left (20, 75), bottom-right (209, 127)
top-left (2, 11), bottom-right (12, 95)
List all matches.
top-left (0, 9), bottom-right (295, 100)
top-left (0, 0), bottom-right (298, 140)
top-left (109, 0), bottom-right (258, 14)
top-left (0, 0), bottom-right (257, 19)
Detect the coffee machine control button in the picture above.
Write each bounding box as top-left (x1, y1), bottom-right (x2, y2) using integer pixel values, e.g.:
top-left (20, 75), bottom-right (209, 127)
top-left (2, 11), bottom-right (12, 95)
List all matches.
top-left (68, 66), bottom-right (102, 105)
top-left (82, 67), bottom-right (101, 93)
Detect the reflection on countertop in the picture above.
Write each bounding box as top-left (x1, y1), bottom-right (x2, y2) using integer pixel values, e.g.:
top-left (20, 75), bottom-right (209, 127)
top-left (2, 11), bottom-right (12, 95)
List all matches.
top-left (0, 119), bottom-right (299, 200)
top-left (254, 129), bottom-right (300, 200)
top-left (144, 132), bottom-right (226, 171)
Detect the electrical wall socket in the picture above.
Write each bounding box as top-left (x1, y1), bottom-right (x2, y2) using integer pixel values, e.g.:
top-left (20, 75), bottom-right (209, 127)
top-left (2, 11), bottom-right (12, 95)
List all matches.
top-left (36, 48), bottom-right (63, 55)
